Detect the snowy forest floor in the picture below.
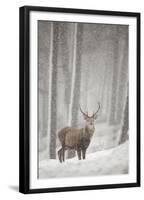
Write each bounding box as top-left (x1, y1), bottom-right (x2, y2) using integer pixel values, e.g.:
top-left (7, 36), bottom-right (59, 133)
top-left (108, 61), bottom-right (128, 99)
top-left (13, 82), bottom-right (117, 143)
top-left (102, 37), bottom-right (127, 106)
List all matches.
top-left (39, 141), bottom-right (129, 179)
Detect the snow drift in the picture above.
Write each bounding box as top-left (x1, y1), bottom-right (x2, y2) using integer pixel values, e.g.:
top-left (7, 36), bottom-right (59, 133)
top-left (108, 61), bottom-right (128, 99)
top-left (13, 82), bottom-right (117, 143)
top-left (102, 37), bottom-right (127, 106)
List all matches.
top-left (39, 141), bottom-right (128, 179)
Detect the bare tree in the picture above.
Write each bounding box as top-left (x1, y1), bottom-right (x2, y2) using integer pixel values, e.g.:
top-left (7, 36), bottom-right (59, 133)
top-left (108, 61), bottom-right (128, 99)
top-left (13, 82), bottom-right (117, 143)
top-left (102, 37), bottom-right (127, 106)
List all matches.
top-left (99, 59), bottom-right (108, 119)
top-left (116, 27), bottom-right (128, 124)
top-left (119, 90), bottom-right (129, 144)
top-left (38, 21), bottom-right (51, 154)
top-left (49, 23), bottom-right (59, 159)
top-left (58, 23), bottom-right (71, 120)
top-left (103, 39), bottom-right (114, 122)
top-left (109, 27), bottom-right (121, 125)
top-left (67, 23), bottom-right (84, 158)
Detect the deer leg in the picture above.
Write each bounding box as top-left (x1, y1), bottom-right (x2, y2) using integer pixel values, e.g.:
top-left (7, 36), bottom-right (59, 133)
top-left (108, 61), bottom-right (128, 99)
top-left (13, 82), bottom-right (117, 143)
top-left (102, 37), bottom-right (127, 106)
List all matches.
top-left (62, 145), bottom-right (65, 162)
top-left (58, 148), bottom-right (62, 163)
top-left (77, 148), bottom-right (81, 160)
top-left (82, 148), bottom-right (86, 160)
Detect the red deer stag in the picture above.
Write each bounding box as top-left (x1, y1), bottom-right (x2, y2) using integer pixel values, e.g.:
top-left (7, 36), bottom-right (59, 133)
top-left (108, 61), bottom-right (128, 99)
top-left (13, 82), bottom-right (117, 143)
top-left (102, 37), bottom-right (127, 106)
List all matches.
top-left (57, 103), bottom-right (100, 162)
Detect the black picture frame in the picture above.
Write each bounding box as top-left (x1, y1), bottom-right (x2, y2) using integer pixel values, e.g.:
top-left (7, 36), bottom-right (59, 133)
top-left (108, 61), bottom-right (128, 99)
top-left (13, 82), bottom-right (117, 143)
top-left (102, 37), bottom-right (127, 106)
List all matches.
top-left (19, 5), bottom-right (141, 194)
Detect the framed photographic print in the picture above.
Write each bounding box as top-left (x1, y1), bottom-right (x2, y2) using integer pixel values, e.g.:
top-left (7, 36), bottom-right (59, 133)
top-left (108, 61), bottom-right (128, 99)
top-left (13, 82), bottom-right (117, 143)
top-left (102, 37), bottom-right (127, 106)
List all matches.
top-left (19, 6), bottom-right (140, 194)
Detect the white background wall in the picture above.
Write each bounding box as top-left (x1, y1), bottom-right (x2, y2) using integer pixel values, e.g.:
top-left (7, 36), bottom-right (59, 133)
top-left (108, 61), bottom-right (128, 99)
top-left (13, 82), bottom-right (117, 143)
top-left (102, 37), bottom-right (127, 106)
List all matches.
top-left (0, 0), bottom-right (143, 199)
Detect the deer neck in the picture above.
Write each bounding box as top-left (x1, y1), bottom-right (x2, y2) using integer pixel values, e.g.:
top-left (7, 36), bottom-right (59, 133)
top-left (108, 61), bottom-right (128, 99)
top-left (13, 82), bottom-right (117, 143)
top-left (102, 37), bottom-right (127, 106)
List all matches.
top-left (84, 125), bottom-right (95, 138)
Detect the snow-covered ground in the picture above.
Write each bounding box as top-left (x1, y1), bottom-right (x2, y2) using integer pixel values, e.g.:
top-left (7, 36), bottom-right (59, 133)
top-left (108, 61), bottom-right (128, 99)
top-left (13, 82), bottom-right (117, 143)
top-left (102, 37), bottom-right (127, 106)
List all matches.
top-left (39, 141), bottom-right (128, 179)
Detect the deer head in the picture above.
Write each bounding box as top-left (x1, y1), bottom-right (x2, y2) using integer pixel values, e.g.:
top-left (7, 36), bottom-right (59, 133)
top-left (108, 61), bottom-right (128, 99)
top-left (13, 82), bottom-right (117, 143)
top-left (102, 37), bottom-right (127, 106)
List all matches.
top-left (79, 103), bottom-right (100, 129)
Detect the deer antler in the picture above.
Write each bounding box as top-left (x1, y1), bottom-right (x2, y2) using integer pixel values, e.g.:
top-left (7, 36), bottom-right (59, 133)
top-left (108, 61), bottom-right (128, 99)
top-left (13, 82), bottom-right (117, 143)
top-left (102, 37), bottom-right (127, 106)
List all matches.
top-left (79, 104), bottom-right (89, 117)
top-left (92, 102), bottom-right (100, 117)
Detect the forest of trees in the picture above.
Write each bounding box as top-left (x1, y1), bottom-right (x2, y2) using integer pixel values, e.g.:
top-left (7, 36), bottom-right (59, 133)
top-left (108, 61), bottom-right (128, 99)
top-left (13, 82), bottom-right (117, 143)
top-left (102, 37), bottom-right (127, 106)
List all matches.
top-left (38, 21), bottom-right (129, 162)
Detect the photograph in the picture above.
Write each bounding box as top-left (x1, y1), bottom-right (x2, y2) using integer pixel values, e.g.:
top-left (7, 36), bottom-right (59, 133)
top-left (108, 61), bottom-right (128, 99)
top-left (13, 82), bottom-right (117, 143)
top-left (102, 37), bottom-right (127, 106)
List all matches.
top-left (19, 6), bottom-right (140, 193)
top-left (38, 21), bottom-right (129, 179)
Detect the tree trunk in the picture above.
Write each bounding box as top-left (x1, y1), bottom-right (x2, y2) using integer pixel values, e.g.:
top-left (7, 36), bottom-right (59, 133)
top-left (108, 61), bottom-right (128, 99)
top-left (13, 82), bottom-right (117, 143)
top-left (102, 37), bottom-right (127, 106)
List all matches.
top-left (119, 91), bottom-right (129, 144)
top-left (99, 60), bottom-right (108, 118)
top-left (109, 27), bottom-right (121, 125)
top-left (67, 23), bottom-right (84, 158)
top-left (115, 28), bottom-right (128, 124)
top-left (38, 21), bottom-right (50, 155)
top-left (49, 23), bottom-right (59, 159)
top-left (59, 23), bottom-right (71, 120)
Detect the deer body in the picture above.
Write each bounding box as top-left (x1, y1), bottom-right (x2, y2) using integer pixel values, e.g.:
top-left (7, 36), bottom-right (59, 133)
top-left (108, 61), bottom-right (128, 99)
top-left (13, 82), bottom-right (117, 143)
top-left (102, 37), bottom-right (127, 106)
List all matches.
top-left (57, 103), bottom-right (100, 162)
